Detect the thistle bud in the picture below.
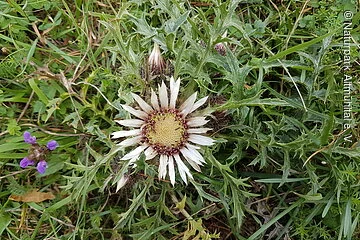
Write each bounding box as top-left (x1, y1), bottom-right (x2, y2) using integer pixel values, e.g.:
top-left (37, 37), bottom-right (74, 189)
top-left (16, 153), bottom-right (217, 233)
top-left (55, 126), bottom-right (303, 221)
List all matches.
top-left (214, 31), bottom-right (227, 56)
top-left (148, 43), bottom-right (166, 75)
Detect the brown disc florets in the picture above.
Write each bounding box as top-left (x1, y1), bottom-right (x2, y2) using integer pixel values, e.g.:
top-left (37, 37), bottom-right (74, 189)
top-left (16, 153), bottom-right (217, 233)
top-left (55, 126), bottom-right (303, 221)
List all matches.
top-left (141, 109), bottom-right (188, 155)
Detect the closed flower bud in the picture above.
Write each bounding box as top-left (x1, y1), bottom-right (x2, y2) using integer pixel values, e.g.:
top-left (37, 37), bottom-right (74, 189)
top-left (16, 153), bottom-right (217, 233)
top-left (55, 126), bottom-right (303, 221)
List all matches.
top-left (214, 31), bottom-right (227, 56)
top-left (148, 43), bottom-right (166, 75)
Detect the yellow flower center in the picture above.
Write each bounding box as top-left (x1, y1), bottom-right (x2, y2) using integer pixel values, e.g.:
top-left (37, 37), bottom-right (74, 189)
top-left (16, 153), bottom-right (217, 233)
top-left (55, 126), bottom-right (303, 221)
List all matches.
top-left (146, 113), bottom-right (185, 147)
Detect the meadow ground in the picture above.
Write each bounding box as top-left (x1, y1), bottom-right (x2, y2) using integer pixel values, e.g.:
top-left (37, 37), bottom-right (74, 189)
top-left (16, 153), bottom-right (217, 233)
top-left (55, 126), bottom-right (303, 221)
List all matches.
top-left (0, 0), bottom-right (359, 239)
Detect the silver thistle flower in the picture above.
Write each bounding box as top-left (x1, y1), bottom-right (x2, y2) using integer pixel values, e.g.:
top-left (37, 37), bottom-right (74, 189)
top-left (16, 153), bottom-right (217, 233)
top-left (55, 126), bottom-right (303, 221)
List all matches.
top-left (112, 77), bottom-right (214, 185)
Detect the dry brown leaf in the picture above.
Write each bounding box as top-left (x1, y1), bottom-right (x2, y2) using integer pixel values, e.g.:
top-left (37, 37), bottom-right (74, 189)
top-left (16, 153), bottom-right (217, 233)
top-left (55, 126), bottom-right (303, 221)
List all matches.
top-left (9, 189), bottom-right (55, 203)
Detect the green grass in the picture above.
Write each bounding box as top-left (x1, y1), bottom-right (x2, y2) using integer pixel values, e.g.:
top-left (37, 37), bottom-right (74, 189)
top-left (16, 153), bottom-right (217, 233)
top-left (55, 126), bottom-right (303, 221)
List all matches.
top-left (0, 0), bottom-right (359, 239)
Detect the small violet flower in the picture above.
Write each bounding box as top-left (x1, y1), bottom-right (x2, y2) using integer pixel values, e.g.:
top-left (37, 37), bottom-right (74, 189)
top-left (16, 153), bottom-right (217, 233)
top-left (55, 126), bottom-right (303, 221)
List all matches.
top-left (20, 157), bottom-right (35, 168)
top-left (23, 131), bottom-right (37, 144)
top-left (36, 161), bottom-right (48, 174)
top-left (20, 131), bottom-right (59, 174)
top-left (47, 140), bottom-right (59, 151)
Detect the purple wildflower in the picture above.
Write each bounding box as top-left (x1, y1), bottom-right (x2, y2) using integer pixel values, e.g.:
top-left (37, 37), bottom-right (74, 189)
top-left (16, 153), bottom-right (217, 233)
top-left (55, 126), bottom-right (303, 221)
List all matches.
top-left (36, 160), bottom-right (48, 174)
top-left (20, 131), bottom-right (58, 174)
top-left (20, 157), bottom-right (35, 168)
top-left (24, 131), bottom-right (37, 144)
top-left (46, 140), bottom-right (59, 151)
